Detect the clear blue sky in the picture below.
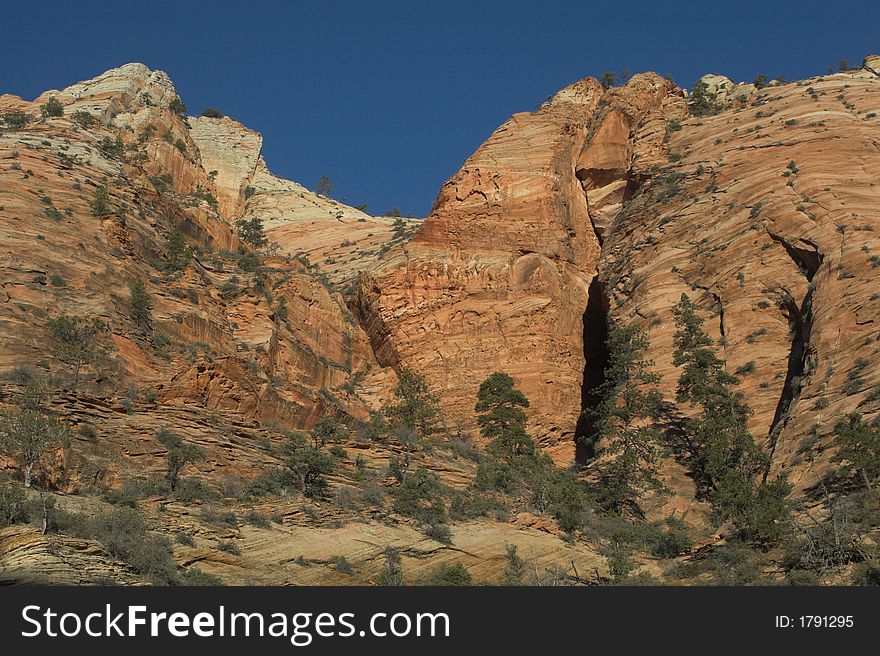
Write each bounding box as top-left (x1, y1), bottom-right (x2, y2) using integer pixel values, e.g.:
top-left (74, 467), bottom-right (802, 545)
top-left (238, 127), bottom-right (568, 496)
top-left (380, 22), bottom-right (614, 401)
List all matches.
top-left (1, 1), bottom-right (876, 216)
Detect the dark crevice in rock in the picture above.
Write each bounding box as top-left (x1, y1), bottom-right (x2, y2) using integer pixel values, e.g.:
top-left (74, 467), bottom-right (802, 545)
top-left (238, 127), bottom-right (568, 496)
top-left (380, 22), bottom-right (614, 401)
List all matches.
top-left (766, 232), bottom-right (823, 280)
top-left (764, 288), bottom-right (813, 480)
top-left (763, 233), bottom-right (823, 478)
top-left (575, 276), bottom-right (610, 464)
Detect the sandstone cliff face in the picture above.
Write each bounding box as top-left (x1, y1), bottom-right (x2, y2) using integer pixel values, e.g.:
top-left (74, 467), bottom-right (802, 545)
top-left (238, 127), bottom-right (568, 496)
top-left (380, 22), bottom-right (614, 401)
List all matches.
top-left (357, 75), bottom-right (686, 462)
top-left (0, 64), bottom-right (391, 488)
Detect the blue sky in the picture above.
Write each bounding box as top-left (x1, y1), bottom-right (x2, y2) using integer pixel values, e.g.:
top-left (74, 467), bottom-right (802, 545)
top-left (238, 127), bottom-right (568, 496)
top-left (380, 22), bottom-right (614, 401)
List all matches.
top-left (1, 0), bottom-right (876, 216)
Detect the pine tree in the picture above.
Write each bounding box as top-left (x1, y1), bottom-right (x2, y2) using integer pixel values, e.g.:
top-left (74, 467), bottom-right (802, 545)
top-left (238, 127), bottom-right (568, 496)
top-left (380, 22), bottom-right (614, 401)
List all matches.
top-left (671, 294), bottom-right (764, 491)
top-left (473, 372), bottom-right (588, 533)
top-left (589, 325), bottom-right (663, 513)
top-left (235, 217), bottom-right (268, 249)
top-left (688, 79), bottom-right (719, 117)
top-left (833, 413), bottom-right (880, 491)
top-left (385, 369), bottom-right (440, 437)
top-left (475, 372), bottom-right (535, 460)
top-left (315, 175), bottom-right (334, 197)
top-left (128, 279), bottom-right (153, 330)
top-left (671, 293), bottom-right (791, 543)
top-left (46, 314), bottom-right (104, 389)
top-left (90, 184), bottom-right (110, 216)
top-left (165, 229), bottom-right (192, 272)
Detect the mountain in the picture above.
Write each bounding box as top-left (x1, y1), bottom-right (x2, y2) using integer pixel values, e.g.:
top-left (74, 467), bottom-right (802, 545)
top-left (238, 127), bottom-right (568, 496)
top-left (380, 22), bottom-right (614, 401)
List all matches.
top-left (0, 58), bottom-right (878, 585)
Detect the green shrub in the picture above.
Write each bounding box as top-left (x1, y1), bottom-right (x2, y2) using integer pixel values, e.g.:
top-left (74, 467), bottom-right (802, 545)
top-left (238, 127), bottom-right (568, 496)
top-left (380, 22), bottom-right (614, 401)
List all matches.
top-left (180, 568), bottom-right (223, 585)
top-left (852, 561), bottom-right (880, 586)
top-left (420, 562), bottom-right (472, 586)
top-left (217, 540), bottom-right (240, 555)
top-left (201, 507), bottom-right (237, 528)
top-left (241, 469), bottom-right (289, 499)
top-left (600, 541), bottom-right (637, 580)
top-left (173, 477), bottom-right (216, 502)
top-left (169, 97), bottom-right (187, 117)
top-left (0, 481), bottom-right (28, 526)
top-left (392, 466), bottom-right (447, 525)
top-left (237, 250), bottom-right (261, 273)
top-left (280, 434), bottom-right (334, 499)
top-left (833, 414), bottom-right (880, 489)
top-left (2, 111), bottom-right (32, 129)
top-left (735, 361), bottom-right (757, 375)
top-left (503, 544), bottom-right (526, 585)
top-left (377, 547), bottom-right (403, 586)
top-left (689, 80), bottom-right (719, 116)
top-left (150, 173), bottom-right (173, 194)
top-left (71, 110), bottom-right (97, 128)
top-left (235, 217), bottom-right (267, 249)
top-left (244, 509), bottom-right (271, 528)
top-left (99, 135), bottom-right (124, 158)
top-left (200, 108), bottom-right (224, 118)
top-left (103, 477), bottom-right (163, 506)
top-left (448, 489), bottom-right (507, 521)
top-left (703, 542), bottom-right (766, 585)
top-left (598, 72), bottom-right (618, 89)
top-left (647, 518), bottom-right (693, 558)
top-left (40, 97), bottom-right (64, 117)
top-left (164, 229), bottom-right (192, 272)
top-left (424, 522), bottom-right (453, 544)
top-left (55, 507), bottom-right (178, 584)
top-left (330, 555), bottom-right (353, 574)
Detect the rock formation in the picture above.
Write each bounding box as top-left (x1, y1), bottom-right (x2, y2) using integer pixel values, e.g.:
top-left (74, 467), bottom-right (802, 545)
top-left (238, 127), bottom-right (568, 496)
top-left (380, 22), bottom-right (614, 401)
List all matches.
top-left (1, 57), bottom-right (878, 585)
top-left (357, 74), bottom-right (687, 462)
